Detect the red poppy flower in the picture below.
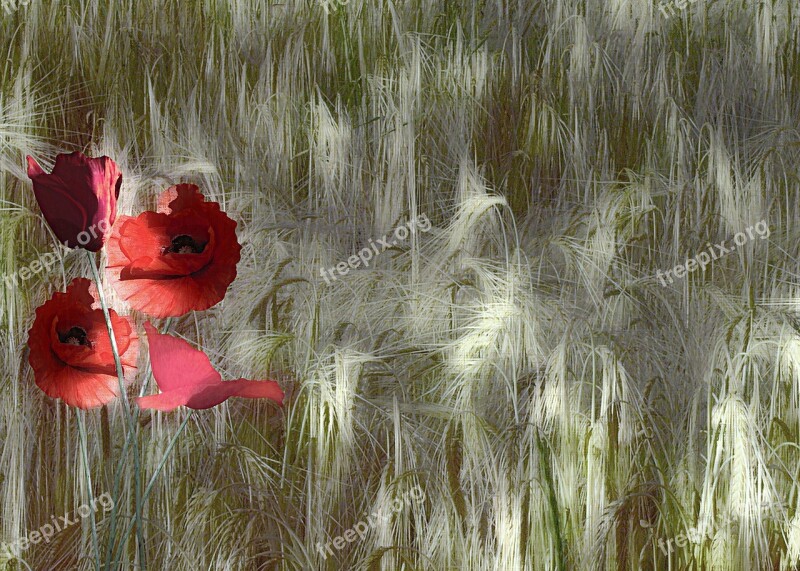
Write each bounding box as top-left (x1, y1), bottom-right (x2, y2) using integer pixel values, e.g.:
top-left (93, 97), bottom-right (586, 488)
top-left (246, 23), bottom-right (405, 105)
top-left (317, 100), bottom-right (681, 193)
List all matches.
top-left (137, 322), bottom-right (284, 411)
top-left (27, 278), bottom-right (138, 409)
top-left (105, 184), bottom-right (241, 318)
top-left (26, 152), bottom-right (122, 251)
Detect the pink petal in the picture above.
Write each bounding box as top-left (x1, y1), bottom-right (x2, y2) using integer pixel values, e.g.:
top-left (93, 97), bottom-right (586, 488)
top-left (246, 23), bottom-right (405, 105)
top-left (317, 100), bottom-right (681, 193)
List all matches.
top-left (144, 322), bottom-right (221, 391)
top-left (139, 323), bottom-right (285, 411)
top-left (227, 378), bottom-right (284, 405)
top-left (137, 389), bottom-right (196, 411)
top-left (26, 155), bottom-right (45, 177)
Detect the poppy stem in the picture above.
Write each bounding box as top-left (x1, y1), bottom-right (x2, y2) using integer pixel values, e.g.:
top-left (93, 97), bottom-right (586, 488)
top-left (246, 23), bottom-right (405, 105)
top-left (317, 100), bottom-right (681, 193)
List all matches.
top-left (101, 406), bottom-right (111, 465)
top-left (76, 410), bottom-right (100, 571)
top-left (103, 426), bottom-right (131, 570)
top-left (109, 410), bottom-right (194, 569)
top-left (85, 250), bottom-right (147, 570)
top-left (103, 318), bottom-right (173, 571)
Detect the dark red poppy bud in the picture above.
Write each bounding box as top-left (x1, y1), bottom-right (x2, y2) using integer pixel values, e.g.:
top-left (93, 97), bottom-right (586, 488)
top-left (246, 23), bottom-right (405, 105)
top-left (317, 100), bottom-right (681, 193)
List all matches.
top-left (26, 152), bottom-right (122, 251)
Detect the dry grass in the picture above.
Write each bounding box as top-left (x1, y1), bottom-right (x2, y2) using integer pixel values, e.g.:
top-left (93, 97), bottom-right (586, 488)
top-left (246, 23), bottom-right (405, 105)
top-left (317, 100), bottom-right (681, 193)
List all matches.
top-left (1, 0), bottom-right (800, 569)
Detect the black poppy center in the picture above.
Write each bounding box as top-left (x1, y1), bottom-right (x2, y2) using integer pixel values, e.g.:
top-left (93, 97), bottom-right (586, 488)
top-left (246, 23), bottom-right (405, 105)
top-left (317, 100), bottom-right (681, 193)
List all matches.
top-left (164, 234), bottom-right (205, 254)
top-left (59, 326), bottom-right (91, 347)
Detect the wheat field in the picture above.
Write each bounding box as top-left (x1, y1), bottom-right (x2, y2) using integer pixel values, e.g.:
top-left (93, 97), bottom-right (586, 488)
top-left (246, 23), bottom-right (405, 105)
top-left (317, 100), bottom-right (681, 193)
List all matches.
top-left (1, 0), bottom-right (799, 569)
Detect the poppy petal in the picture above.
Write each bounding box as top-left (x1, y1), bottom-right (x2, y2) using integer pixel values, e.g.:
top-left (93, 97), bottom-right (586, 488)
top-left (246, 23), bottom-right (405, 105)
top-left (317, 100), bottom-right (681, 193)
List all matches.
top-left (27, 278), bottom-right (138, 409)
top-left (35, 362), bottom-right (120, 409)
top-left (227, 378), bottom-right (285, 405)
top-left (143, 322), bottom-right (220, 391)
top-left (137, 389), bottom-right (196, 411)
top-left (106, 184), bottom-right (241, 317)
top-left (138, 324), bottom-right (284, 411)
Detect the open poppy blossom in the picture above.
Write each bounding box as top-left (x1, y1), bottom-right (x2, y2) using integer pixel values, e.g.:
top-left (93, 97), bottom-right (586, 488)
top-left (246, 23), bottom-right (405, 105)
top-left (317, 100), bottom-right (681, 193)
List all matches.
top-left (27, 278), bottom-right (138, 409)
top-left (105, 184), bottom-right (241, 318)
top-left (137, 322), bottom-right (284, 411)
top-left (26, 152), bottom-right (122, 251)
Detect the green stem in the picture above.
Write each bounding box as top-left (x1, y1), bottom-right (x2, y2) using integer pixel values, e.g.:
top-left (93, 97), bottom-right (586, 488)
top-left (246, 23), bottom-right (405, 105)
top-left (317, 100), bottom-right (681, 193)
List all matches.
top-left (76, 410), bottom-right (100, 571)
top-left (103, 317), bottom-right (172, 571)
top-left (110, 411), bottom-right (194, 569)
top-left (103, 425), bottom-right (131, 571)
top-left (536, 430), bottom-right (565, 571)
top-left (85, 250), bottom-right (146, 570)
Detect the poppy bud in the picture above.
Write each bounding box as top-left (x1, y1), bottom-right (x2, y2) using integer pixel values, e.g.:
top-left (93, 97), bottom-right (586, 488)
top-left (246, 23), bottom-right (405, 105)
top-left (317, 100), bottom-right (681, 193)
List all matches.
top-left (26, 152), bottom-right (122, 251)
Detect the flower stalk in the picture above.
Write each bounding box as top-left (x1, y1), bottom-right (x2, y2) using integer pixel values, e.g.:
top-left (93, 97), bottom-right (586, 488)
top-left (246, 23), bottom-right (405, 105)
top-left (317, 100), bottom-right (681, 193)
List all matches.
top-left (86, 251), bottom-right (146, 570)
